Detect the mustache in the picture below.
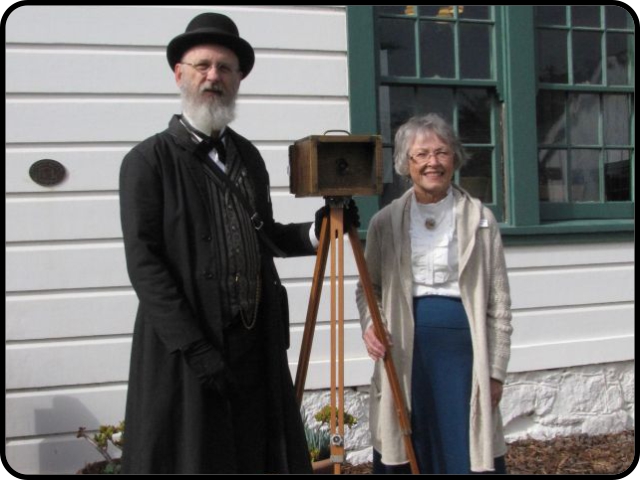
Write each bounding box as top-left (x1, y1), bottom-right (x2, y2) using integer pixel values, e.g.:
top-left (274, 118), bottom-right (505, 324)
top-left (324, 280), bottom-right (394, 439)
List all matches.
top-left (201, 83), bottom-right (225, 95)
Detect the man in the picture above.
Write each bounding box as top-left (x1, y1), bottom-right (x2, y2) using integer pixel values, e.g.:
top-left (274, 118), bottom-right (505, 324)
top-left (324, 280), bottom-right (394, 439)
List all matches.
top-left (119, 12), bottom-right (358, 474)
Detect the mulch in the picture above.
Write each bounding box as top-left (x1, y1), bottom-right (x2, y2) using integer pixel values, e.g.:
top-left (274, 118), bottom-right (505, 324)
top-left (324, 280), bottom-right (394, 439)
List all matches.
top-left (505, 430), bottom-right (635, 475)
top-left (341, 430), bottom-right (635, 475)
top-left (78, 431), bottom-right (634, 475)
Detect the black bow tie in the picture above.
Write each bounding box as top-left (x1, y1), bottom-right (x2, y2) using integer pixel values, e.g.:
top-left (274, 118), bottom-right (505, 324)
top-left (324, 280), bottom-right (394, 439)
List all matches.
top-left (199, 135), bottom-right (227, 164)
top-left (181, 117), bottom-right (227, 164)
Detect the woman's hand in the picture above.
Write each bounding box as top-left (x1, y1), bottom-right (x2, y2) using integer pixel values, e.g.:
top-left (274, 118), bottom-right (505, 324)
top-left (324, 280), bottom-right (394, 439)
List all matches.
top-left (490, 378), bottom-right (503, 409)
top-left (363, 323), bottom-right (391, 361)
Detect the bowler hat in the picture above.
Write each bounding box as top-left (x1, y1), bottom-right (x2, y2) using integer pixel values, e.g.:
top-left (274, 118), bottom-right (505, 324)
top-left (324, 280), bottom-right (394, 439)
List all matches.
top-left (167, 13), bottom-right (255, 77)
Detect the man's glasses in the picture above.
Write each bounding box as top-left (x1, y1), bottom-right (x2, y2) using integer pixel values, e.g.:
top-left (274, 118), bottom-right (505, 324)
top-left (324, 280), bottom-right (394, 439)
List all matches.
top-left (180, 61), bottom-right (240, 76)
top-left (409, 149), bottom-right (452, 165)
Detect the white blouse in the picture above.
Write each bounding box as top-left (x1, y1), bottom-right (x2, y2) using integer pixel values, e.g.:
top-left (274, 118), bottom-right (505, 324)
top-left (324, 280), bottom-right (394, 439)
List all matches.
top-left (409, 188), bottom-right (461, 298)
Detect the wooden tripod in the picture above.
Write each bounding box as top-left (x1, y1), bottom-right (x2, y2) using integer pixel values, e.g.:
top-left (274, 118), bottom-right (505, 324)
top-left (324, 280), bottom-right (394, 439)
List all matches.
top-left (294, 197), bottom-right (419, 474)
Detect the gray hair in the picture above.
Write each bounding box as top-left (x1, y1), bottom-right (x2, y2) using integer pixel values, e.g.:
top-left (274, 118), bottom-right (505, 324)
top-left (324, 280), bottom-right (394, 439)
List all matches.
top-left (393, 114), bottom-right (468, 177)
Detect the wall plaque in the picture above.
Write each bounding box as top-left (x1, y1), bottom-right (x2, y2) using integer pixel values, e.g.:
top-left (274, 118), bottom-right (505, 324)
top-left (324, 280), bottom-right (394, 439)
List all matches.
top-left (29, 159), bottom-right (66, 187)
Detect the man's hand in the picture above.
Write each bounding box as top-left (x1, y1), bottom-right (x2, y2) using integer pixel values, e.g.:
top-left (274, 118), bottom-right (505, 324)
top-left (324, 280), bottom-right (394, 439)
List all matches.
top-left (343, 198), bottom-right (361, 232)
top-left (314, 199), bottom-right (361, 240)
top-left (182, 339), bottom-right (233, 396)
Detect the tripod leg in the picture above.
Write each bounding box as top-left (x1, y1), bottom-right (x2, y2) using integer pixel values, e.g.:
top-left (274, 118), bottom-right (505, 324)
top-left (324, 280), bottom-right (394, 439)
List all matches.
top-left (295, 214), bottom-right (330, 405)
top-left (347, 227), bottom-right (420, 474)
top-left (329, 206), bottom-right (345, 474)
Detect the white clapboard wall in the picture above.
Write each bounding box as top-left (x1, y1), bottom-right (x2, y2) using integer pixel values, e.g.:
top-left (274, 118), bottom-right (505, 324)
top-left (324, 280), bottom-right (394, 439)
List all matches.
top-left (5, 5), bottom-right (358, 474)
top-left (4, 4), bottom-right (634, 475)
top-left (505, 242), bottom-right (633, 372)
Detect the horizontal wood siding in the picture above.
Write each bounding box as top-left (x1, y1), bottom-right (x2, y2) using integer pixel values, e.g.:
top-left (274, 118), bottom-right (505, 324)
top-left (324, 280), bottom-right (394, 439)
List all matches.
top-left (506, 242), bottom-right (634, 372)
top-left (5, 5), bottom-right (349, 474)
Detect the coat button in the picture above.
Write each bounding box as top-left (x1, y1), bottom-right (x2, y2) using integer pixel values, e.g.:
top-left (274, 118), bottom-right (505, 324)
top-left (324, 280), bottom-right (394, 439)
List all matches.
top-left (202, 235), bottom-right (212, 242)
top-left (204, 271), bottom-right (214, 279)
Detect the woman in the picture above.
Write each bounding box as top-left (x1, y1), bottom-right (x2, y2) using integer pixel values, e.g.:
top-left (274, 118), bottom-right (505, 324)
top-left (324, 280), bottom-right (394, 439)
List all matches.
top-left (356, 114), bottom-right (512, 474)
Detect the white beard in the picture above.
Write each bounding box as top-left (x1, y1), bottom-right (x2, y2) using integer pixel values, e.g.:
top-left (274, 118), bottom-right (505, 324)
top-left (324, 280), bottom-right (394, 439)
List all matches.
top-left (179, 84), bottom-right (236, 135)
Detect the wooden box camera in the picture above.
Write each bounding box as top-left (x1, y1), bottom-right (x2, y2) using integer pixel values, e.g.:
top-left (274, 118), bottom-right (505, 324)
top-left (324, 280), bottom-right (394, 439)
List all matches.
top-left (289, 135), bottom-right (383, 197)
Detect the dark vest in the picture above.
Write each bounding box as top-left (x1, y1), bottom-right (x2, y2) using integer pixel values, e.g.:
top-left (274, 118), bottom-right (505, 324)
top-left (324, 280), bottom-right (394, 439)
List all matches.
top-left (201, 135), bottom-right (262, 329)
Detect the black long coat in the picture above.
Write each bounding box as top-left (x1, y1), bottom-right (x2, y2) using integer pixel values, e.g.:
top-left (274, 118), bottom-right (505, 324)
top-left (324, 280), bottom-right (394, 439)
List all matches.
top-left (119, 116), bottom-right (314, 473)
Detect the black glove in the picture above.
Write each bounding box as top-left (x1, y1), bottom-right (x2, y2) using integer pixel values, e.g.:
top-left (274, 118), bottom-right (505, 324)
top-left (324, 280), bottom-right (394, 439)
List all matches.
top-left (182, 339), bottom-right (233, 397)
top-left (344, 198), bottom-right (361, 232)
top-left (314, 199), bottom-right (361, 240)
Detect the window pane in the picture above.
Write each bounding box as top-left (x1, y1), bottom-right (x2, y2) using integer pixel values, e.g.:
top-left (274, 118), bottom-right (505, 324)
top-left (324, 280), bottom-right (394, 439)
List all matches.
top-left (378, 86), bottom-right (414, 142)
top-left (537, 90), bottom-right (566, 145)
top-left (569, 93), bottom-right (599, 145)
top-left (382, 173), bottom-right (412, 209)
top-left (537, 30), bottom-right (568, 83)
top-left (459, 148), bottom-right (493, 203)
top-left (605, 150), bottom-right (631, 201)
top-left (420, 21), bottom-right (455, 78)
top-left (379, 18), bottom-right (416, 77)
top-left (536, 6), bottom-right (566, 26)
top-left (459, 6), bottom-right (490, 20)
top-left (378, 6), bottom-right (415, 16)
top-left (539, 149), bottom-right (568, 202)
top-left (418, 5), bottom-right (450, 17)
top-left (460, 24), bottom-right (491, 79)
top-left (607, 33), bottom-right (632, 86)
top-left (571, 6), bottom-right (601, 27)
top-left (459, 89), bottom-right (491, 143)
top-left (571, 150), bottom-right (600, 202)
top-left (383, 146), bottom-right (395, 183)
top-left (603, 94), bottom-right (631, 145)
top-left (573, 31), bottom-right (603, 84)
top-left (416, 88), bottom-right (454, 122)
top-left (606, 6), bottom-right (633, 29)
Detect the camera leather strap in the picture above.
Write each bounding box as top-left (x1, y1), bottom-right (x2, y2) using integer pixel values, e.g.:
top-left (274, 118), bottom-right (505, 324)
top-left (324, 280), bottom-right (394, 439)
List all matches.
top-left (177, 116), bottom-right (288, 258)
top-left (199, 154), bottom-right (288, 259)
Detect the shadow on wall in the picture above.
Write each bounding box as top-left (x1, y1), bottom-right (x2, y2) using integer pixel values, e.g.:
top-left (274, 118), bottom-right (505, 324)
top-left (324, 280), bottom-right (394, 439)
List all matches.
top-left (7, 396), bottom-right (113, 474)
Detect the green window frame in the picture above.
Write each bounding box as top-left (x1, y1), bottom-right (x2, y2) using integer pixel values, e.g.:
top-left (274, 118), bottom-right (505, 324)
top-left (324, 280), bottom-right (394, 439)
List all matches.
top-left (347, 6), bottom-right (634, 243)
top-left (535, 6), bottom-right (635, 222)
top-left (375, 6), bottom-right (503, 221)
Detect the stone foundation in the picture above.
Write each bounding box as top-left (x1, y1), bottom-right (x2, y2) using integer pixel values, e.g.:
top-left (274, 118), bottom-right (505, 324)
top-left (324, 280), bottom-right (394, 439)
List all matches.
top-left (502, 361), bottom-right (634, 441)
top-left (301, 361), bottom-right (635, 464)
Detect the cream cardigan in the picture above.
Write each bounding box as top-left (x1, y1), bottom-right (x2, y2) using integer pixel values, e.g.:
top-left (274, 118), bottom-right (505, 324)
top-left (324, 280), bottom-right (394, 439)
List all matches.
top-left (356, 185), bottom-right (513, 472)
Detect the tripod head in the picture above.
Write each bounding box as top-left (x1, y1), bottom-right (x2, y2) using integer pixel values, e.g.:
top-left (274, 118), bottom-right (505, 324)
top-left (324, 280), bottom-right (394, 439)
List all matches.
top-left (323, 196), bottom-right (352, 208)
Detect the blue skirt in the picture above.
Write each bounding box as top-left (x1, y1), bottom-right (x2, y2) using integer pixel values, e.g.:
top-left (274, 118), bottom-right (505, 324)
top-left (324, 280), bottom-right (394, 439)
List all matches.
top-left (411, 295), bottom-right (473, 474)
top-left (372, 296), bottom-right (506, 474)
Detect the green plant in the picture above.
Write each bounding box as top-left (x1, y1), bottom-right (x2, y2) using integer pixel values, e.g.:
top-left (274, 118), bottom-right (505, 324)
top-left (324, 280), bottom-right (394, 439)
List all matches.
top-left (304, 420), bottom-right (331, 462)
top-left (77, 421), bottom-right (124, 474)
top-left (314, 405), bottom-right (358, 429)
top-left (302, 405), bottom-right (357, 463)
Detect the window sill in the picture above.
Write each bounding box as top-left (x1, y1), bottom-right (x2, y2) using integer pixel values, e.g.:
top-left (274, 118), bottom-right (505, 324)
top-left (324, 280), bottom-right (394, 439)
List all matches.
top-left (500, 219), bottom-right (634, 245)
